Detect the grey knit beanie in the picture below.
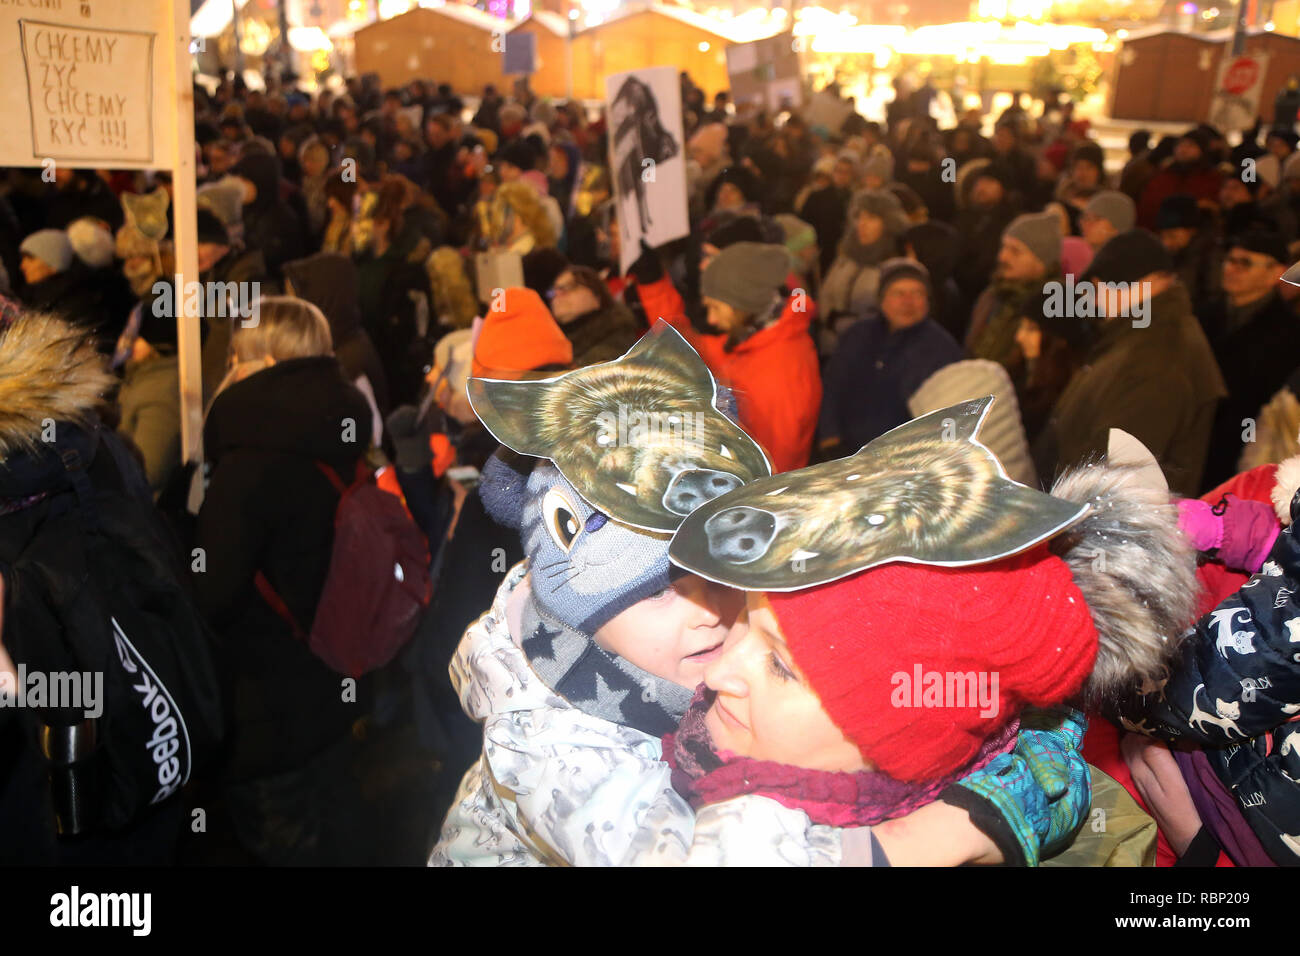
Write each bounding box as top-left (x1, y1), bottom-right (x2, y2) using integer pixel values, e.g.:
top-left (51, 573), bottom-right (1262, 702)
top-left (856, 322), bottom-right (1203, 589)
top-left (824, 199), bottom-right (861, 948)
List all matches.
top-left (701, 241), bottom-right (792, 316)
top-left (1003, 212), bottom-right (1062, 270)
top-left (861, 151), bottom-right (894, 183)
top-left (848, 188), bottom-right (909, 236)
top-left (877, 257), bottom-right (931, 300)
top-left (20, 230), bottom-right (73, 274)
top-left (1084, 190), bottom-right (1137, 233)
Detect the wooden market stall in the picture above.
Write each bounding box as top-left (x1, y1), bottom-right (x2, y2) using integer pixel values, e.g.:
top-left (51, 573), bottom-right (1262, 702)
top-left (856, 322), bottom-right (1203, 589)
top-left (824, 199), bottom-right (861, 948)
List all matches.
top-left (508, 12), bottom-right (570, 99)
top-left (1110, 26), bottom-right (1300, 123)
top-left (572, 6), bottom-right (732, 100)
top-left (352, 5), bottom-right (509, 91)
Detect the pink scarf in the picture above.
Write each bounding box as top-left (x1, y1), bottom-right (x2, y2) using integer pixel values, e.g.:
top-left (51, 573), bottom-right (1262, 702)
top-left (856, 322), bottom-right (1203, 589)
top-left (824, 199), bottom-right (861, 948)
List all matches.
top-left (663, 689), bottom-right (1019, 827)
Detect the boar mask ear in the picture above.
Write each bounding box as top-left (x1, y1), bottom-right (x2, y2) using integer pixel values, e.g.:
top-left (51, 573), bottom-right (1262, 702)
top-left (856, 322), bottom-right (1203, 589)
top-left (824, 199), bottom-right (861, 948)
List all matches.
top-left (669, 395), bottom-right (1089, 590)
top-left (623, 321), bottom-right (714, 392)
top-left (871, 394), bottom-right (995, 450)
top-left (466, 376), bottom-right (557, 459)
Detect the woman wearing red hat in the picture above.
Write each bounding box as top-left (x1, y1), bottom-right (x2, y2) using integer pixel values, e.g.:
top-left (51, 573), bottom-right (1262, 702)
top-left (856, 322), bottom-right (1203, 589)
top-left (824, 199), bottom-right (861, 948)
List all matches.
top-left (663, 398), bottom-right (1200, 864)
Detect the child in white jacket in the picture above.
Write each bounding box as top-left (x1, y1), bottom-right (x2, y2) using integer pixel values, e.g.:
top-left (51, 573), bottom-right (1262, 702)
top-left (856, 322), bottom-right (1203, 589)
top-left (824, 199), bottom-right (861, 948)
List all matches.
top-left (430, 456), bottom-right (1085, 866)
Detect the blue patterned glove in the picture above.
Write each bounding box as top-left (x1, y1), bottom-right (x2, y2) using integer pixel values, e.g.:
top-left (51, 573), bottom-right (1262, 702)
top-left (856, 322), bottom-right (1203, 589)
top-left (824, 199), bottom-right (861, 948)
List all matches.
top-left (939, 708), bottom-right (1091, 866)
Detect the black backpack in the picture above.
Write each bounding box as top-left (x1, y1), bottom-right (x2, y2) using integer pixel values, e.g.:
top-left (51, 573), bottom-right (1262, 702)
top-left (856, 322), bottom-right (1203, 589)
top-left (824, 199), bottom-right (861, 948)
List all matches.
top-left (0, 421), bottom-right (224, 833)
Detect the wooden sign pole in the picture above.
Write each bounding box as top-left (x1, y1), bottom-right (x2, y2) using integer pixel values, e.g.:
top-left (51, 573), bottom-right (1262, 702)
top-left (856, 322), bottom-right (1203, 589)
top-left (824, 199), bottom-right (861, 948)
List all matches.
top-left (169, 1), bottom-right (203, 467)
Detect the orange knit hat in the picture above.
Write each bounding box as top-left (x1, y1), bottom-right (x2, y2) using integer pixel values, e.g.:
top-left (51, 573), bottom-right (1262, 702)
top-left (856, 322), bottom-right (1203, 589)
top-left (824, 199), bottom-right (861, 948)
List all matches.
top-left (471, 287), bottom-right (573, 378)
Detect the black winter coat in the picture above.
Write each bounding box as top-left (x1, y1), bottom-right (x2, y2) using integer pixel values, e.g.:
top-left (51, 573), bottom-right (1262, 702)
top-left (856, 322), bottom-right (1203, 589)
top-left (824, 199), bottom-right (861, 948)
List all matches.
top-left (1112, 490), bottom-right (1300, 866)
top-left (1199, 291), bottom-right (1300, 491)
top-left (194, 357), bottom-right (373, 783)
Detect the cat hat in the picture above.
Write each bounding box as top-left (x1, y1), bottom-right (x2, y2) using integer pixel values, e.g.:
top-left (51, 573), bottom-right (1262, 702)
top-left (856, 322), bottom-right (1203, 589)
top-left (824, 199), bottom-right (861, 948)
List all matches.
top-left (670, 400), bottom-right (1199, 782)
top-left (472, 323), bottom-right (772, 734)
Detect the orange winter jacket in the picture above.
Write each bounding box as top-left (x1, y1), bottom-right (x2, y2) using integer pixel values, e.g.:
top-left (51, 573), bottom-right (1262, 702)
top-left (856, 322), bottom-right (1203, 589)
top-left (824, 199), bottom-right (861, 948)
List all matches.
top-left (636, 276), bottom-right (822, 473)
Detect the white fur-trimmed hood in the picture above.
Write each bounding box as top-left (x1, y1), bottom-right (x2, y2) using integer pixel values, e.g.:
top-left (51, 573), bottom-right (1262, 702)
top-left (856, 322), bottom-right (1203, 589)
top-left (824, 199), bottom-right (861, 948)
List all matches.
top-left (1049, 461), bottom-right (1200, 707)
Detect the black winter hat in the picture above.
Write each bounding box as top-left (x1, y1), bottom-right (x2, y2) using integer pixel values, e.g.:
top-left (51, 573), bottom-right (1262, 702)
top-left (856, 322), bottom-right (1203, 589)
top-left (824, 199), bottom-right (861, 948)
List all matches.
top-left (704, 212), bottom-right (764, 249)
top-left (1082, 229), bottom-right (1173, 284)
top-left (522, 247), bottom-right (570, 297)
top-left (196, 208), bottom-right (230, 246)
top-left (710, 165), bottom-right (761, 206)
top-left (1229, 228), bottom-right (1289, 265)
top-left (1156, 194), bottom-right (1200, 231)
top-left (499, 139), bottom-right (537, 172)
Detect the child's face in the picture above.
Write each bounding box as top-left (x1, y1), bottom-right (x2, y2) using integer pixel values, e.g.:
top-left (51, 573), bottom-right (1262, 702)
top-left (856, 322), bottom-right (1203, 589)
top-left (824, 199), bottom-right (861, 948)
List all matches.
top-left (593, 576), bottom-right (743, 690)
top-left (702, 592), bottom-right (866, 772)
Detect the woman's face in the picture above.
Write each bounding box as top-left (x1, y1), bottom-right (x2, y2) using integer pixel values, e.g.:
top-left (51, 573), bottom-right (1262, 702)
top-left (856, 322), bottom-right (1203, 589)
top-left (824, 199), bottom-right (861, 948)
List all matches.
top-left (855, 210), bottom-right (885, 246)
top-left (703, 593), bottom-right (868, 772)
top-left (715, 182), bottom-right (745, 211)
top-left (1071, 159), bottom-right (1100, 189)
top-left (549, 147), bottom-right (569, 180)
top-left (1015, 317), bottom-right (1043, 361)
top-left (593, 575), bottom-right (744, 689)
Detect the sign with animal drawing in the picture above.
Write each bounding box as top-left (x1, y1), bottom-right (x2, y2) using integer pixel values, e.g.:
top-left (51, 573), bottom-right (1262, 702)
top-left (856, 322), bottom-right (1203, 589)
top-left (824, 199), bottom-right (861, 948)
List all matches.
top-left (604, 65), bottom-right (689, 275)
top-left (467, 321), bottom-right (770, 533)
top-left (669, 396), bottom-right (1090, 590)
top-left (0, 0), bottom-right (174, 169)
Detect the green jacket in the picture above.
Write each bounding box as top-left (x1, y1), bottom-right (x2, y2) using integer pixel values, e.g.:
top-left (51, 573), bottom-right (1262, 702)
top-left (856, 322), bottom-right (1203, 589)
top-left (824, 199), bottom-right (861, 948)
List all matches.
top-left (118, 351), bottom-right (181, 495)
top-left (1032, 281), bottom-right (1226, 496)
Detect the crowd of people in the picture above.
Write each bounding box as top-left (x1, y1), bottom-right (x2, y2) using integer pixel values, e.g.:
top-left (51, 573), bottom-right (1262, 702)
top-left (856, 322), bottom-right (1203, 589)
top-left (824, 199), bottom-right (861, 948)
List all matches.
top-left (2, 64), bottom-right (1300, 868)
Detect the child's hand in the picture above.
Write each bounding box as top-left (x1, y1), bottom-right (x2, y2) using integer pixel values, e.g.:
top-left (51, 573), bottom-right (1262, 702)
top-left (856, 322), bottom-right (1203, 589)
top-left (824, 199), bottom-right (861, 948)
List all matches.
top-left (1121, 732), bottom-right (1202, 857)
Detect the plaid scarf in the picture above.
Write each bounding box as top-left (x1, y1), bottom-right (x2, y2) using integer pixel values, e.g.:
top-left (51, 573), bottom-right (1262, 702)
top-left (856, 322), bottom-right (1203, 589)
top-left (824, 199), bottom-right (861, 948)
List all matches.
top-left (663, 688), bottom-right (1019, 827)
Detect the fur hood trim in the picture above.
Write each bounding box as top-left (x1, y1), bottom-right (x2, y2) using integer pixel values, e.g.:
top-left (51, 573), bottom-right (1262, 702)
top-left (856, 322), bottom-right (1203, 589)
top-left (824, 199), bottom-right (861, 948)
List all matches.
top-left (1272, 453), bottom-right (1300, 526)
top-left (490, 181), bottom-right (557, 250)
top-left (0, 312), bottom-right (114, 461)
top-left (1048, 460), bottom-right (1199, 707)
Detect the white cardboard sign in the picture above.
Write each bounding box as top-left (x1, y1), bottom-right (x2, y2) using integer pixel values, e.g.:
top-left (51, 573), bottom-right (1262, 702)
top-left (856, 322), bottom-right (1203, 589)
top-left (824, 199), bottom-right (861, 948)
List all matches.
top-left (0, 1), bottom-right (173, 169)
top-left (605, 65), bottom-right (689, 275)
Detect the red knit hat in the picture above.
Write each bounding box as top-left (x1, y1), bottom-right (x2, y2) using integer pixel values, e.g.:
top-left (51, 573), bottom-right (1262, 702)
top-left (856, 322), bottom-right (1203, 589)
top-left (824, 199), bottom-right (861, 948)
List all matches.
top-left (472, 287), bottom-right (573, 378)
top-left (766, 544), bottom-right (1098, 783)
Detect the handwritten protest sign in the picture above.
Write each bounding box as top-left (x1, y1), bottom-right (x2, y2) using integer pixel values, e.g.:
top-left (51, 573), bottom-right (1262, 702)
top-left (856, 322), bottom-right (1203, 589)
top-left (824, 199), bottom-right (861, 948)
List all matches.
top-left (0, 0), bottom-right (173, 169)
top-left (21, 21), bottom-right (155, 163)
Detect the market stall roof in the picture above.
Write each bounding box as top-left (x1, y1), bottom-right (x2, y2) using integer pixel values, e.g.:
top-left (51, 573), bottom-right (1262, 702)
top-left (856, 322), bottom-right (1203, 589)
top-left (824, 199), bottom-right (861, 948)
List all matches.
top-left (587, 2), bottom-right (777, 43)
top-left (524, 9), bottom-right (571, 36)
top-left (191, 0), bottom-right (250, 38)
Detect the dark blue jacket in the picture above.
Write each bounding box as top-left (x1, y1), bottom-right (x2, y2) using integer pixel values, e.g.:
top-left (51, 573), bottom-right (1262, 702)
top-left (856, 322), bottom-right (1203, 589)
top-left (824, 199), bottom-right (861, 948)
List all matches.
top-left (1113, 489), bottom-right (1300, 865)
top-left (818, 312), bottom-right (962, 451)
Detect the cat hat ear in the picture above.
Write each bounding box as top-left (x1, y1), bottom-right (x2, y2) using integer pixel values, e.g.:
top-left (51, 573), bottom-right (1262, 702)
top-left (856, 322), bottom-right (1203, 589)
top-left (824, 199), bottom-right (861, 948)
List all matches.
top-left (669, 396), bottom-right (1088, 590)
top-left (467, 321), bottom-right (771, 532)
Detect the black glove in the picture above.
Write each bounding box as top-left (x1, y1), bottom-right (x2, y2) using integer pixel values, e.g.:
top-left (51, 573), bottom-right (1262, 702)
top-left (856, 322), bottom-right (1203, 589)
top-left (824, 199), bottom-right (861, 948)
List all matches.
top-left (629, 239), bottom-right (664, 285)
top-left (386, 405), bottom-right (435, 473)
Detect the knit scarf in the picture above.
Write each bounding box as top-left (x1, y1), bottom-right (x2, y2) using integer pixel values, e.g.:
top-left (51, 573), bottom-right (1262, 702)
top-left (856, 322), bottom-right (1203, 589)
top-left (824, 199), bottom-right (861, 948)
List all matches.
top-left (519, 593), bottom-right (694, 738)
top-left (663, 689), bottom-right (1020, 827)
top-left (971, 276), bottom-right (1044, 370)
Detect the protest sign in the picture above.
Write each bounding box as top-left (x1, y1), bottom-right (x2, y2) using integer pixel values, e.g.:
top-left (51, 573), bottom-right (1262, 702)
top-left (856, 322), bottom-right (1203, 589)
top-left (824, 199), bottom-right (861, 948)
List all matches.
top-left (0, 1), bottom-right (203, 465)
top-left (605, 65), bottom-right (689, 275)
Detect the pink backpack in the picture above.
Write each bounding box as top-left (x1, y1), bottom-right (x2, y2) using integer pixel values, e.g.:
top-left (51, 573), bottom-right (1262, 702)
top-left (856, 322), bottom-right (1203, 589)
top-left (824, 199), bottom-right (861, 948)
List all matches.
top-left (256, 461), bottom-right (430, 678)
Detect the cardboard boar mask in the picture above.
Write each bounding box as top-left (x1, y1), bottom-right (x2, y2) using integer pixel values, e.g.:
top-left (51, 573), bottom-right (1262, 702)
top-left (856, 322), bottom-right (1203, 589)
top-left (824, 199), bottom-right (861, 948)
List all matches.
top-left (467, 321), bottom-right (770, 532)
top-left (669, 396), bottom-right (1089, 590)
